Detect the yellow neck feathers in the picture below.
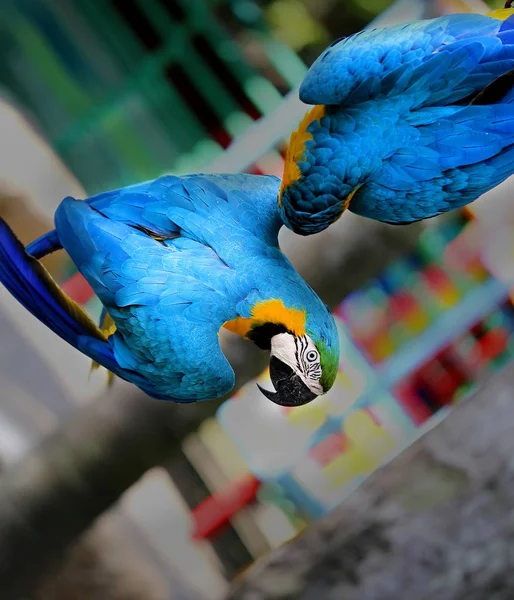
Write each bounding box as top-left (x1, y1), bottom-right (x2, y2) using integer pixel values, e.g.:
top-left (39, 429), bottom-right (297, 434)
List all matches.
top-left (224, 299), bottom-right (307, 338)
top-left (486, 8), bottom-right (514, 21)
top-left (90, 310), bottom-right (116, 384)
top-left (279, 105), bottom-right (326, 205)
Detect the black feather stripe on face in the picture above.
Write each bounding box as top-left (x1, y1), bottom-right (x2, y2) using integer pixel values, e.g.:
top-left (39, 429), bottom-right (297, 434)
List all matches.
top-left (247, 322), bottom-right (288, 349)
top-left (294, 335), bottom-right (307, 368)
top-left (307, 361), bottom-right (322, 379)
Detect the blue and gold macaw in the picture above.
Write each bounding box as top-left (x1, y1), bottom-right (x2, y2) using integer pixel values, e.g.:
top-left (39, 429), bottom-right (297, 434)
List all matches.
top-left (0, 174), bottom-right (339, 406)
top-left (279, 5), bottom-right (514, 234)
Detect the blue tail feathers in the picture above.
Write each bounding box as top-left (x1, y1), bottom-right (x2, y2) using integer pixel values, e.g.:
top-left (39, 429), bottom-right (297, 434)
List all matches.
top-left (0, 217), bottom-right (119, 373)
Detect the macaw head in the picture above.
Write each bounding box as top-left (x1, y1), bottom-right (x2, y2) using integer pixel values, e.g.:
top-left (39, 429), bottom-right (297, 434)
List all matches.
top-left (257, 329), bottom-right (339, 407)
top-left (278, 105), bottom-right (361, 236)
top-left (225, 298), bottom-right (339, 406)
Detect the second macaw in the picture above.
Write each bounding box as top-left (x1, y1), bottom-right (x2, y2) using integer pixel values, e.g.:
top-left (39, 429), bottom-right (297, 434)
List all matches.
top-left (279, 5), bottom-right (514, 234)
top-left (0, 174), bottom-right (339, 406)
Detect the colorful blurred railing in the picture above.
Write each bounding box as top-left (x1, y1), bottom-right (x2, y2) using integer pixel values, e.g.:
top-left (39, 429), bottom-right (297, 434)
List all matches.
top-left (0, 0), bottom-right (305, 193)
top-left (217, 211), bottom-right (514, 522)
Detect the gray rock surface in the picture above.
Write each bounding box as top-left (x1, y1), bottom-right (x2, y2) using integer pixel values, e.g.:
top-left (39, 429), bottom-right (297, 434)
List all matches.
top-left (227, 368), bottom-right (514, 600)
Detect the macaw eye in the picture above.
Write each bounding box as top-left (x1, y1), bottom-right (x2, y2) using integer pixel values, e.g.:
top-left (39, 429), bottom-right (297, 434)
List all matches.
top-left (506, 1), bottom-right (514, 8)
top-left (306, 350), bottom-right (319, 363)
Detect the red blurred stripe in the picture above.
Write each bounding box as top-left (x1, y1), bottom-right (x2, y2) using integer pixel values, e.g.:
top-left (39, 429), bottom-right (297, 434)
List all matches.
top-left (61, 271), bottom-right (95, 304)
top-left (191, 474), bottom-right (261, 540)
top-left (477, 329), bottom-right (508, 361)
top-left (394, 379), bottom-right (433, 425)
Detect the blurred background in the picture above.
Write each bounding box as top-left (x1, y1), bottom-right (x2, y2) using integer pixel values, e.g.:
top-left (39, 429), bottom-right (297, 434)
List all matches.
top-left (0, 0), bottom-right (513, 599)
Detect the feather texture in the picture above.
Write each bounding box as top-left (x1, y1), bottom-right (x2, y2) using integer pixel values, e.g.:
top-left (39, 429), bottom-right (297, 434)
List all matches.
top-left (281, 12), bottom-right (514, 232)
top-left (0, 174), bottom-right (340, 402)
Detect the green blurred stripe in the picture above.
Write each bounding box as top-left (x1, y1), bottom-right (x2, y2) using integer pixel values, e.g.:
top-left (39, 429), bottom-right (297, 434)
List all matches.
top-left (243, 75), bottom-right (283, 114)
top-left (184, 1), bottom-right (293, 111)
top-left (124, 93), bottom-right (182, 169)
top-left (178, 40), bottom-right (242, 121)
top-left (130, 2), bottom-right (242, 124)
top-left (103, 112), bottom-right (158, 178)
top-left (79, 0), bottom-right (147, 67)
top-left (134, 0), bottom-right (178, 38)
top-left (49, 1), bottom-right (178, 172)
top-left (57, 99), bottom-right (161, 177)
top-left (47, 0), bottom-right (124, 93)
top-left (146, 76), bottom-right (206, 150)
top-left (2, 0), bottom-right (300, 192)
top-left (132, 1), bottom-right (262, 144)
top-left (55, 30), bottom-right (206, 154)
top-left (154, 0), bottom-right (273, 120)
top-left (255, 34), bottom-right (308, 89)
top-left (13, 16), bottom-right (91, 116)
top-left (18, 58), bottom-right (73, 133)
top-left (199, 26), bottom-right (259, 81)
top-left (173, 138), bottom-right (224, 175)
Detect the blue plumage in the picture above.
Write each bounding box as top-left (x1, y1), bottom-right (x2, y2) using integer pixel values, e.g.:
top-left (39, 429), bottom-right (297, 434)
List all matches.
top-left (0, 174), bottom-right (339, 405)
top-left (0, 220), bottom-right (126, 381)
top-left (280, 12), bottom-right (514, 233)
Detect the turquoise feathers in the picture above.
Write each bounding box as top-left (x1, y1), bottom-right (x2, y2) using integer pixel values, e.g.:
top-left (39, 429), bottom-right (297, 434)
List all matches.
top-left (280, 12), bottom-right (514, 234)
top-left (0, 174), bottom-right (339, 405)
top-left (7, 11), bottom-right (513, 403)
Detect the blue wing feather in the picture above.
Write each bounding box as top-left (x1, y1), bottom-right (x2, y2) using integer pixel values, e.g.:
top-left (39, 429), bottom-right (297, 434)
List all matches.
top-left (53, 173), bottom-right (283, 401)
top-left (55, 197), bottom-right (235, 401)
top-left (349, 101), bottom-right (514, 223)
top-left (0, 172), bottom-right (342, 399)
top-left (88, 174), bottom-right (283, 246)
top-left (282, 13), bottom-right (514, 233)
top-left (300, 14), bottom-right (514, 107)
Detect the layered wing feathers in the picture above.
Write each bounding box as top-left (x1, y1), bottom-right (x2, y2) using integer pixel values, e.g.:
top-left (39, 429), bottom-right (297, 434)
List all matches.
top-left (52, 174), bottom-right (282, 401)
top-left (300, 14), bottom-right (514, 109)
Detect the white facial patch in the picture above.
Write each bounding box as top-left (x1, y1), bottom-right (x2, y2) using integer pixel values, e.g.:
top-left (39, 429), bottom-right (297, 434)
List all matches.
top-left (270, 333), bottom-right (324, 395)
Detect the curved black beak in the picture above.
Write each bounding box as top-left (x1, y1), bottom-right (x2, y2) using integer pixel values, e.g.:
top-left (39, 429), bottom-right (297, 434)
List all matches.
top-left (257, 356), bottom-right (318, 407)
